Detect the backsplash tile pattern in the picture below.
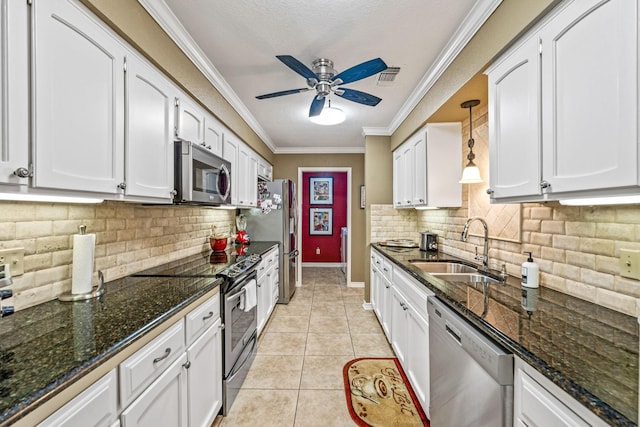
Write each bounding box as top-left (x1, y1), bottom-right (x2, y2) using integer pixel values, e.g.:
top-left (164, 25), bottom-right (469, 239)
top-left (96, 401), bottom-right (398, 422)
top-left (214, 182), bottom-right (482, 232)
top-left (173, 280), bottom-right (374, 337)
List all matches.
top-left (0, 201), bottom-right (235, 311)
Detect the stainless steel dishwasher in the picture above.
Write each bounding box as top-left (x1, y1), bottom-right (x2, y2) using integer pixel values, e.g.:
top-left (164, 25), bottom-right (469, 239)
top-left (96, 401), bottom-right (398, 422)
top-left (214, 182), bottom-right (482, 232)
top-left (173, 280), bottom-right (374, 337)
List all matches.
top-left (427, 296), bottom-right (513, 427)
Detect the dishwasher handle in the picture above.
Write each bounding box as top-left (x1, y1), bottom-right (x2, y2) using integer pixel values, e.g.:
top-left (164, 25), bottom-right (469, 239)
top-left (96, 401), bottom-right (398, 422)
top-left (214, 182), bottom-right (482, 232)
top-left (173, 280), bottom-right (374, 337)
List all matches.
top-left (445, 322), bottom-right (462, 344)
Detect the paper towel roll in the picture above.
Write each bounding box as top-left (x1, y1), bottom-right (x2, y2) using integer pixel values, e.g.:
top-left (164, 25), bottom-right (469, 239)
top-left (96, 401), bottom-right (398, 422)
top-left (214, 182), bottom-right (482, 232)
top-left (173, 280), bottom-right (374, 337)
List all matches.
top-left (72, 227), bottom-right (95, 295)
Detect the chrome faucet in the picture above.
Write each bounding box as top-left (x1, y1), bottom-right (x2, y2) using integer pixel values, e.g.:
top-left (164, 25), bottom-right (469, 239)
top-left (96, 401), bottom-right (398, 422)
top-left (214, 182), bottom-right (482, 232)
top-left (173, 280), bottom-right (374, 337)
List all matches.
top-left (461, 217), bottom-right (489, 268)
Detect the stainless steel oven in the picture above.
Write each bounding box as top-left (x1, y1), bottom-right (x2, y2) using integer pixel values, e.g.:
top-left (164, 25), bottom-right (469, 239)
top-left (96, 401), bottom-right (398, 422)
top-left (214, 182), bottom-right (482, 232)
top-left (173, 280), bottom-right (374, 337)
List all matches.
top-left (219, 255), bottom-right (261, 415)
top-left (174, 140), bottom-right (231, 205)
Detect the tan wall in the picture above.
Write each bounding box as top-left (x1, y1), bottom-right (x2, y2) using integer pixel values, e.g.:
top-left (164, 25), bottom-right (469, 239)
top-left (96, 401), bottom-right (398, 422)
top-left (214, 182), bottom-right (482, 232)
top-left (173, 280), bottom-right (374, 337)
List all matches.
top-left (363, 135), bottom-right (393, 300)
top-left (273, 154), bottom-right (365, 283)
top-left (391, 0), bottom-right (558, 149)
top-left (0, 201), bottom-right (235, 311)
top-left (80, 0), bottom-right (274, 163)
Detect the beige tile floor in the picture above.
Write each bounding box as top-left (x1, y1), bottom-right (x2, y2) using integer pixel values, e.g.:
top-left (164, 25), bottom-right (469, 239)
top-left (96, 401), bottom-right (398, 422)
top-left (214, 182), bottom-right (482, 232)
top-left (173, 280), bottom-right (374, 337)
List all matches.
top-left (219, 267), bottom-right (394, 426)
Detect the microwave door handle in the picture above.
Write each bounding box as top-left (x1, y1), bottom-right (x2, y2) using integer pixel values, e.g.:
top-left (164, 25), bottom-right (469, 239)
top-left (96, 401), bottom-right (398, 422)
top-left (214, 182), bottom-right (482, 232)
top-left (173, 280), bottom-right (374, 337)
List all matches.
top-left (219, 163), bottom-right (231, 200)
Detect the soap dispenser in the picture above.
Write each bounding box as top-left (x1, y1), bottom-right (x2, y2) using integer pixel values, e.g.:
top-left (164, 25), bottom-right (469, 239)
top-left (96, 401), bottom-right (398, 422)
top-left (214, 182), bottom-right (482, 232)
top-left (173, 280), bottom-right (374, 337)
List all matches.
top-left (521, 252), bottom-right (539, 288)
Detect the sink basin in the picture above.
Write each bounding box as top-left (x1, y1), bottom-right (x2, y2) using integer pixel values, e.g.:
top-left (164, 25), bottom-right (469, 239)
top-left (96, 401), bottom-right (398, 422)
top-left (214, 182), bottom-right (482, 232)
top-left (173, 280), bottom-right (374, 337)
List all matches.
top-left (409, 261), bottom-right (477, 274)
top-left (429, 273), bottom-right (500, 284)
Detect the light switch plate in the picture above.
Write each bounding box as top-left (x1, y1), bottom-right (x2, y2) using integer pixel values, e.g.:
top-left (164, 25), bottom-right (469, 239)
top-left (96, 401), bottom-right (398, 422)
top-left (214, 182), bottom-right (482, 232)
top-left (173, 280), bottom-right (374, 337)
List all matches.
top-left (0, 248), bottom-right (24, 276)
top-left (620, 249), bottom-right (640, 280)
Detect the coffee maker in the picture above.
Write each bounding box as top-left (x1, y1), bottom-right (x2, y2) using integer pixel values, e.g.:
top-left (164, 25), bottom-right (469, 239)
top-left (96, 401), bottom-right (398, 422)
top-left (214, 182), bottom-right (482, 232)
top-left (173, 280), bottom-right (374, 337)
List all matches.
top-left (420, 231), bottom-right (438, 252)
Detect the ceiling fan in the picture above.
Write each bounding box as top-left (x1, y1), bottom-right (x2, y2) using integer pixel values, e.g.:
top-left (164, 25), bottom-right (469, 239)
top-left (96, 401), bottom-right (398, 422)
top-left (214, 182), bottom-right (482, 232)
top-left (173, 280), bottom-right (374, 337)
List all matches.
top-left (256, 55), bottom-right (388, 118)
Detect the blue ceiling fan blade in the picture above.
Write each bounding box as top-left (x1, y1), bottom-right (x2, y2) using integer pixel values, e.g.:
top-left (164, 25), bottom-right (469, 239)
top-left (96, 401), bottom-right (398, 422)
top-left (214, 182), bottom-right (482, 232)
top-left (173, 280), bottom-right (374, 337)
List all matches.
top-left (336, 88), bottom-right (382, 106)
top-left (332, 58), bottom-right (388, 85)
top-left (276, 55), bottom-right (318, 81)
top-left (309, 96), bottom-right (326, 117)
top-left (256, 88), bottom-right (311, 99)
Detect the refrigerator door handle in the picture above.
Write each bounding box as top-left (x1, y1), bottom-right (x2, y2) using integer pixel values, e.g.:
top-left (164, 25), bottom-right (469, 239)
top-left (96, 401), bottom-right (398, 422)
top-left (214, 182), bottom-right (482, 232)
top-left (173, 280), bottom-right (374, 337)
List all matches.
top-left (287, 249), bottom-right (299, 257)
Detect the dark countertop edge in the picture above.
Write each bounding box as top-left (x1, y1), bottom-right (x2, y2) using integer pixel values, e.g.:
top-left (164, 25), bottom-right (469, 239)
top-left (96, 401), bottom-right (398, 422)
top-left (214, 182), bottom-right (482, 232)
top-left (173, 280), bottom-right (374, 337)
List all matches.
top-left (0, 281), bottom-right (221, 427)
top-left (372, 243), bottom-right (637, 427)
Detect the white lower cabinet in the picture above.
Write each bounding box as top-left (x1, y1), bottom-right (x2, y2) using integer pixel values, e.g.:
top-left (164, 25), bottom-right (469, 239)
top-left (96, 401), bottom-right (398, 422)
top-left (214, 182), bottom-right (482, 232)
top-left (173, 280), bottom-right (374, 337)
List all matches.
top-left (370, 248), bottom-right (433, 417)
top-left (514, 357), bottom-right (608, 427)
top-left (186, 318), bottom-right (223, 427)
top-left (120, 354), bottom-right (189, 427)
top-left (257, 247), bottom-right (279, 335)
top-left (38, 370), bottom-right (118, 427)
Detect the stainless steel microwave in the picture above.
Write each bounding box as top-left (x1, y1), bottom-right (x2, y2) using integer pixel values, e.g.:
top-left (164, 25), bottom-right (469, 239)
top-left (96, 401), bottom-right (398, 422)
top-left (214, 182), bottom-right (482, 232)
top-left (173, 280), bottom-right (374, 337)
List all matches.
top-left (174, 141), bottom-right (231, 205)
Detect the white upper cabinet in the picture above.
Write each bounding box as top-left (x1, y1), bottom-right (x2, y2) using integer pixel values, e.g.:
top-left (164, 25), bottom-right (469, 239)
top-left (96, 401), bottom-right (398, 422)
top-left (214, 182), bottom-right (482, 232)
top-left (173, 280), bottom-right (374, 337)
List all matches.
top-left (393, 123), bottom-right (462, 208)
top-left (487, 36), bottom-right (541, 199)
top-left (257, 157), bottom-right (273, 181)
top-left (222, 133), bottom-right (240, 205)
top-left (177, 96), bottom-right (224, 157)
top-left (176, 96), bottom-right (205, 145)
top-left (125, 53), bottom-right (177, 200)
top-left (0, 0), bottom-right (29, 185)
top-left (32, 0), bottom-right (125, 194)
top-left (487, 0), bottom-right (638, 202)
top-left (223, 135), bottom-right (258, 207)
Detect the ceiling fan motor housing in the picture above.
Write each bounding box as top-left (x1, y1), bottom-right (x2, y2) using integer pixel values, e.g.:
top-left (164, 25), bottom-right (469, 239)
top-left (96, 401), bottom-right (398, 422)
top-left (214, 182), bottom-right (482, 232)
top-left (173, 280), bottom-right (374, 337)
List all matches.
top-left (312, 58), bottom-right (336, 81)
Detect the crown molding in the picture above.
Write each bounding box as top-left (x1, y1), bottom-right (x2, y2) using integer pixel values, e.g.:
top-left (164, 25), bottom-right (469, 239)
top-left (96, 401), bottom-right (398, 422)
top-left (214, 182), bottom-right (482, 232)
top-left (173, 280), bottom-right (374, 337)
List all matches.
top-left (137, 0), bottom-right (277, 153)
top-left (364, 0), bottom-right (503, 137)
top-left (274, 146), bottom-right (365, 155)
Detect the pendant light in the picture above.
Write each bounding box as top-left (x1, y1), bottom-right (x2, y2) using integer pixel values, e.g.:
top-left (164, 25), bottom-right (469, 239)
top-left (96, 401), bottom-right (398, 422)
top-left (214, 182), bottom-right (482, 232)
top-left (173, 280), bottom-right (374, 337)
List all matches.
top-left (309, 99), bottom-right (345, 126)
top-left (459, 99), bottom-right (482, 184)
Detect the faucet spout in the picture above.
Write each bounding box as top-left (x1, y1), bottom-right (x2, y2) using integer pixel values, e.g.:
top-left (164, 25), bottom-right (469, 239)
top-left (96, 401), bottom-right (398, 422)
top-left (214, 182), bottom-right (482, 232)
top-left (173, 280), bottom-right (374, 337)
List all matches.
top-left (461, 217), bottom-right (489, 268)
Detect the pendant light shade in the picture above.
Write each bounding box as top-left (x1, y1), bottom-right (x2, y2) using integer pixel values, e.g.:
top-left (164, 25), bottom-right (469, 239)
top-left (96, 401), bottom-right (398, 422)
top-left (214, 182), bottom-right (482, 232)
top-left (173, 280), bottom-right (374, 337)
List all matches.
top-left (459, 99), bottom-right (483, 184)
top-left (309, 99), bottom-right (345, 125)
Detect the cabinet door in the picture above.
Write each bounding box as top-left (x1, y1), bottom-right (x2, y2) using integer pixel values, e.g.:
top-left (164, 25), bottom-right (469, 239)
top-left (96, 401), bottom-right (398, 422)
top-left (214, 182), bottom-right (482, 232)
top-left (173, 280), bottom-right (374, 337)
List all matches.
top-left (399, 144), bottom-right (413, 207)
top-left (379, 275), bottom-right (392, 339)
top-left (203, 114), bottom-right (224, 157)
top-left (406, 308), bottom-right (430, 417)
top-left (187, 319), bottom-right (222, 427)
top-left (222, 135), bottom-right (239, 205)
top-left (0, 0), bottom-right (29, 185)
top-left (370, 264), bottom-right (380, 319)
top-left (33, 0), bottom-right (125, 193)
top-left (390, 287), bottom-right (408, 365)
top-left (176, 97), bottom-right (204, 145)
top-left (392, 150), bottom-right (403, 208)
top-left (38, 370), bottom-right (118, 427)
top-left (120, 354), bottom-right (188, 427)
top-left (125, 53), bottom-right (176, 200)
top-left (540, 0), bottom-right (638, 194)
top-left (256, 273), bottom-right (269, 335)
top-left (425, 123), bottom-right (462, 207)
top-left (237, 144), bottom-right (258, 207)
top-left (487, 35), bottom-right (541, 199)
top-left (411, 133), bottom-right (427, 206)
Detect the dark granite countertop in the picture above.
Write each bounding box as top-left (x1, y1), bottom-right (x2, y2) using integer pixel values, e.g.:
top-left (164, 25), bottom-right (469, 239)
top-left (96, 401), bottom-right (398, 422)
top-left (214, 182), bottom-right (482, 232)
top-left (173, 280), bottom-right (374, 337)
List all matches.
top-left (0, 243), bottom-right (278, 426)
top-left (373, 244), bottom-right (639, 426)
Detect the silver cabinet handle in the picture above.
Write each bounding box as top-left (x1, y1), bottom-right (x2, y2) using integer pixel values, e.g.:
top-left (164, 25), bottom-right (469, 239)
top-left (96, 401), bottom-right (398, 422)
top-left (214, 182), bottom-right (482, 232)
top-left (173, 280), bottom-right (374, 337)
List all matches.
top-left (383, 267), bottom-right (389, 272)
top-left (486, 189), bottom-right (494, 195)
top-left (540, 181), bottom-right (550, 189)
top-left (13, 167), bottom-right (31, 178)
top-left (385, 284), bottom-right (390, 289)
top-left (183, 360), bottom-right (191, 369)
top-left (117, 182), bottom-right (127, 190)
top-left (202, 311), bottom-right (214, 321)
top-left (153, 348), bottom-right (171, 364)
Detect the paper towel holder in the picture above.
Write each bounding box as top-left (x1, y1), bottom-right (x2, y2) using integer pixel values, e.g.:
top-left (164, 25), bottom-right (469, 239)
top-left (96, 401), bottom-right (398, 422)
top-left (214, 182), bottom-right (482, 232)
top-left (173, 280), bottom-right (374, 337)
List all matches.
top-left (59, 270), bottom-right (105, 302)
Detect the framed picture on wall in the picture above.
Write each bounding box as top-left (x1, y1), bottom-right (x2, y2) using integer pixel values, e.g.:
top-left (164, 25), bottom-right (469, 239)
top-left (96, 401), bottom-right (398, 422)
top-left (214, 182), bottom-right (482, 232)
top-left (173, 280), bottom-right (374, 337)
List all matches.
top-left (310, 208), bottom-right (333, 235)
top-left (310, 177), bottom-right (333, 204)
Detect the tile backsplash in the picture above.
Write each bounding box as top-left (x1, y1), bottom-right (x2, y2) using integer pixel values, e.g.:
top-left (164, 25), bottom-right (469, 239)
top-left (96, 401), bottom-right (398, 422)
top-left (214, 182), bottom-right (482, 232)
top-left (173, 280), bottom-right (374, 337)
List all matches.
top-left (0, 201), bottom-right (235, 311)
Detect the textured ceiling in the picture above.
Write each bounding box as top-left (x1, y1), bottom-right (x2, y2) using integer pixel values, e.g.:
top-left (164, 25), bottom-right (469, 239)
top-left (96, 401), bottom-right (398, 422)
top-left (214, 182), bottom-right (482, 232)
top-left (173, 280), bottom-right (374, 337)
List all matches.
top-left (149, 0), bottom-right (497, 152)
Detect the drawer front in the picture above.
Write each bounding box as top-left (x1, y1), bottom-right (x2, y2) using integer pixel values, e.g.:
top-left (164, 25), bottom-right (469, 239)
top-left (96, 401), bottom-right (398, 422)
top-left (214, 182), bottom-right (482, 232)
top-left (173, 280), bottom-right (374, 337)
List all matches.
top-left (393, 267), bottom-right (433, 315)
top-left (185, 292), bottom-right (220, 347)
top-left (381, 258), bottom-right (393, 281)
top-left (119, 320), bottom-right (185, 408)
top-left (38, 370), bottom-right (118, 427)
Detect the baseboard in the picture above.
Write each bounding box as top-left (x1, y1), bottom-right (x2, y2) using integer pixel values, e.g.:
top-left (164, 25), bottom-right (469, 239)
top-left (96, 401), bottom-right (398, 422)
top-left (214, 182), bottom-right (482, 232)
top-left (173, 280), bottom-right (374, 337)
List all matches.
top-left (361, 302), bottom-right (373, 310)
top-left (348, 281), bottom-right (364, 288)
top-left (302, 262), bottom-right (343, 267)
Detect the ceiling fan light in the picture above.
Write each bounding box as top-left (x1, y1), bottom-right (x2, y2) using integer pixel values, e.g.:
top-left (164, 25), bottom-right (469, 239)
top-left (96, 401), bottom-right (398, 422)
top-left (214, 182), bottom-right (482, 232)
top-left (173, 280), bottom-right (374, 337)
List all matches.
top-left (309, 106), bottom-right (345, 126)
top-left (459, 161), bottom-right (482, 184)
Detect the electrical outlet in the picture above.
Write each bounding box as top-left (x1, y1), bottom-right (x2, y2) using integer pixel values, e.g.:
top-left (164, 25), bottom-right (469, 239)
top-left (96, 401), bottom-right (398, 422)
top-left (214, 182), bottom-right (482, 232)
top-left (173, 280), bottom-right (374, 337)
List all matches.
top-left (316, 247), bottom-right (320, 255)
top-left (620, 249), bottom-right (640, 280)
top-left (0, 248), bottom-right (24, 276)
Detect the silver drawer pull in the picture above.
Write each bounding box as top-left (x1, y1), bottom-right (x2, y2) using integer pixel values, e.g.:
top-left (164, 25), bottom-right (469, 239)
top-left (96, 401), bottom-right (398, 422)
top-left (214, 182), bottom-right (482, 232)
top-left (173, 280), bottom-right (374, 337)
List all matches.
top-left (202, 311), bottom-right (214, 321)
top-left (153, 347), bottom-right (171, 364)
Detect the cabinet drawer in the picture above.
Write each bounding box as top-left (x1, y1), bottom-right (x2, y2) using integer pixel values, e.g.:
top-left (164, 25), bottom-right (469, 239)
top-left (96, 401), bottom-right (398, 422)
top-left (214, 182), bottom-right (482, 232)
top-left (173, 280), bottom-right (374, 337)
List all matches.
top-left (119, 320), bottom-right (185, 409)
top-left (38, 370), bottom-right (118, 427)
top-left (393, 267), bottom-right (433, 315)
top-left (381, 258), bottom-right (393, 281)
top-left (185, 292), bottom-right (220, 347)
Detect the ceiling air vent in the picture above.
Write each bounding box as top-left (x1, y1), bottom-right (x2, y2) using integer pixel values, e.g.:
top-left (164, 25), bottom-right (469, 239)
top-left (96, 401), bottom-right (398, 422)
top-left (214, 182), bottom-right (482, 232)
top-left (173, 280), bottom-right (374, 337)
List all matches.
top-left (377, 67), bottom-right (401, 86)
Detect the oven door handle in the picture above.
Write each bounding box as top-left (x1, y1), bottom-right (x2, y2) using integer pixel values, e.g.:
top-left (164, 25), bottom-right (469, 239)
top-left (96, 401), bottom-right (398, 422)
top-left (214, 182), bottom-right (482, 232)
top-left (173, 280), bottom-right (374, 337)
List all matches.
top-left (226, 286), bottom-right (246, 302)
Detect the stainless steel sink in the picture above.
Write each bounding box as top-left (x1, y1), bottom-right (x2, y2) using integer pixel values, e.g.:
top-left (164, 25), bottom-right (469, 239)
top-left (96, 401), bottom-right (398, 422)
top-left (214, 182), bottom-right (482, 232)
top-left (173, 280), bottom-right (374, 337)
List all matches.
top-left (409, 261), bottom-right (477, 274)
top-left (429, 273), bottom-right (500, 283)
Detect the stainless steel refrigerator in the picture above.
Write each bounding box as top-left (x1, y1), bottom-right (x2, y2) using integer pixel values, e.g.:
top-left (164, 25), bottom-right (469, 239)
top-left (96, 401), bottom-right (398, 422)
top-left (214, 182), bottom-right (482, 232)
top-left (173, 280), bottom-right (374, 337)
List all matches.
top-left (244, 179), bottom-right (298, 303)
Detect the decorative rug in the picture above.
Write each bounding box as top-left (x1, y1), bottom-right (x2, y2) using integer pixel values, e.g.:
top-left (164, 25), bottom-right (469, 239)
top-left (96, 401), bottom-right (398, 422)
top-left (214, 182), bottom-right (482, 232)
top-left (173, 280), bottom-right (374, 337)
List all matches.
top-left (343, 358), bottom-right (429, 427)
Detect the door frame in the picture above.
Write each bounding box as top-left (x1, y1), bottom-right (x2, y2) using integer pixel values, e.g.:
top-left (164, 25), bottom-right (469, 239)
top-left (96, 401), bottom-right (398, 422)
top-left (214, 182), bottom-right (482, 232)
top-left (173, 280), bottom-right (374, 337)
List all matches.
top-left (297, 167), bottom-right (352, 286)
